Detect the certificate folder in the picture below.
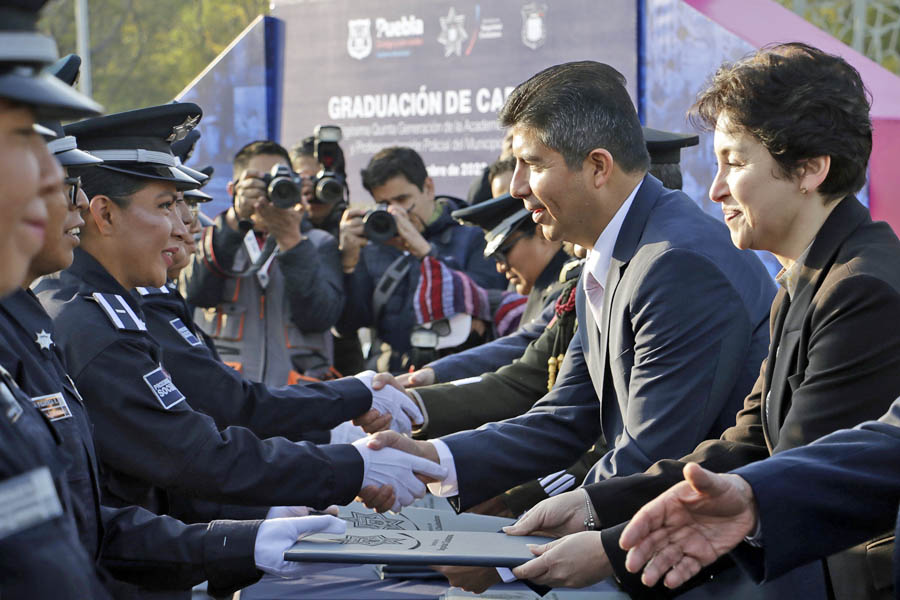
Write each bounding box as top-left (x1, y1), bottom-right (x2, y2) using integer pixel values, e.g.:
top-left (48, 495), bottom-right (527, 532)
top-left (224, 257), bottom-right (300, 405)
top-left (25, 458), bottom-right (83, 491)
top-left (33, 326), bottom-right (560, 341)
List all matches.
top-left (338, 502), bottom-right (515, 532)
top-left (284, 527), bottom-right (553, 568)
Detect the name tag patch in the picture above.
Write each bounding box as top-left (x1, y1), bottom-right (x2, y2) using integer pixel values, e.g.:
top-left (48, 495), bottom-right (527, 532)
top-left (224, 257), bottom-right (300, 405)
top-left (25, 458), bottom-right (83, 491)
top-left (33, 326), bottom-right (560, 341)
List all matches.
top-left (143, 367), bottom-right (185, 410)
top-left (30, 393), bottom-right (72, 422)
top-left (169, 318), bottom-right (201, 347)
top-left (0, 467), bottom-right (63, 540)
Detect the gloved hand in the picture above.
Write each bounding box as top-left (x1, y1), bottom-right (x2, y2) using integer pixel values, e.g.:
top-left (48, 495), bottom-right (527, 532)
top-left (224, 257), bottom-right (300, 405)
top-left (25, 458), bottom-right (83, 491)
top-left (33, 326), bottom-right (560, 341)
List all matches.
top-left (265, 505), bottom-right (339, 520)
top-left (355, 370), bottom-right (424, 435)
top-left (352, 437), bottom-right (448, 512)
top-left (253, 515), bottom-right (347, 578)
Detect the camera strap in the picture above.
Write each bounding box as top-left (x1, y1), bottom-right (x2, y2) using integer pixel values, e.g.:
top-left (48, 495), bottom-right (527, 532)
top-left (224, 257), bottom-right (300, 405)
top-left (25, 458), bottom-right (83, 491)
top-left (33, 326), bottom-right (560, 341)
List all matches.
top-left (372, 253), bottom-right (411, 324)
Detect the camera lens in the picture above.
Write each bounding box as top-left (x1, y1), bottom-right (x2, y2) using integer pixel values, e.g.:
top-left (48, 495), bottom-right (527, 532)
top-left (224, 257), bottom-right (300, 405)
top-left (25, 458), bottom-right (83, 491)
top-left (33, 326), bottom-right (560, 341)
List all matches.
top-left (268, 177), bottom-right (301, 209)
top-left (316, 177), bottom-right (344, 204)
top-left (363, 207), bottom-right (398, 243)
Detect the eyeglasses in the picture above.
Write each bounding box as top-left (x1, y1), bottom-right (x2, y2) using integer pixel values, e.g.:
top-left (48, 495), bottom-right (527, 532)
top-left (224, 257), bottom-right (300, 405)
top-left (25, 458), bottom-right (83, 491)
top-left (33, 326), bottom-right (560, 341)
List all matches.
top-left (63, 176), bottom-right (81, 207)
top-left (490, 231), bottom-right (527, 267)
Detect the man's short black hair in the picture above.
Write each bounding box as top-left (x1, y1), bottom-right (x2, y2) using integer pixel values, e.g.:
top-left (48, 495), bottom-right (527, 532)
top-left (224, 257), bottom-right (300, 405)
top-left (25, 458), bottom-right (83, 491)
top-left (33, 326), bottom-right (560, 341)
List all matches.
top-left (361, 146), bottom-right (428, 193)
top-left (232, 140), bottom-right (292, 178)
top-left (488, 156), bottom-right (516, 184)
top-left (290, 136), bottom-right (316, 162)
top-left (691, 42), bottom-right (872, 200)
top-left (499, 61), bottom-right (650, 174)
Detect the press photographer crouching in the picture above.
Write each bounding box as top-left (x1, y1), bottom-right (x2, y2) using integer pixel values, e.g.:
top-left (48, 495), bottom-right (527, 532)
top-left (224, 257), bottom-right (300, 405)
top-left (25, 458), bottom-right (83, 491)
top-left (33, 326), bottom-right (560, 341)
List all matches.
top-left (336, 146), bottom-right (507, 374)
top-left (181, 140), bottom-right (345, 385)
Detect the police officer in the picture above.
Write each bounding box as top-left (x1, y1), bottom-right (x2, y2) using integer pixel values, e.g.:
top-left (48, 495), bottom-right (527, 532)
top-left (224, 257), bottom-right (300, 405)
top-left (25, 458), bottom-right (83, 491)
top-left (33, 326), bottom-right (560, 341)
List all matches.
top-left (34, 104), bottom-right (445, 533)
top-left (452, 193), bottom-right (572, 324)
top-left (11, 103), bottom-right (354, 600)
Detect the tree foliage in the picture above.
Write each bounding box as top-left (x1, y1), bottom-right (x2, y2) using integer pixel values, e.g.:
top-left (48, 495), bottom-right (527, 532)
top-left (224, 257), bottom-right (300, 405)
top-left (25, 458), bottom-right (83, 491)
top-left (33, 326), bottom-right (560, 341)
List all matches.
top-left (40, 0), bottom-right (270, 114)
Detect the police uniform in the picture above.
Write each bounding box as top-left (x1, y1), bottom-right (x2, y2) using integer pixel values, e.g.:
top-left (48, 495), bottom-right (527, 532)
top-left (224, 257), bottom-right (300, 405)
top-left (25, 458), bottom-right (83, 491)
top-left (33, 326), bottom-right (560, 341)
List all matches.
top-left (135, 282), bottom-right (371, 443)
top-left (35, 105), bottom-right (365, 521)
top-left (0, 2), bottom-right (109, 597)
top-left (0, 289), bottom-right (263, 597)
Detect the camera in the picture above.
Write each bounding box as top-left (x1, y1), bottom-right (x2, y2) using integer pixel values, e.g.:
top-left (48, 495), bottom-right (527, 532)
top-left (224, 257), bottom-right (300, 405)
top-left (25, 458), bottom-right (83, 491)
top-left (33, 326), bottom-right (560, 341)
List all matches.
top-left (362, 203), bottom-right (398, 243)
top-left (261, 164), bottom-right (302, 209)
top-left (311, 124), bottom-right (347, 206)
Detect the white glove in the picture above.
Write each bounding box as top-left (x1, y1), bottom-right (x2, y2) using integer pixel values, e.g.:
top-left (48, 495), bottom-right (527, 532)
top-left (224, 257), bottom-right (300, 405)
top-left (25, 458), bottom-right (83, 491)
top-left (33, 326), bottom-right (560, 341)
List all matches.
top-left (352, 438), bottom-right (448, 512)
top-left (355, 370), bottom-right (424, 435)
top-left (265, 505), bottom-right (339, 520)
top-left (330, 420), bottom-right (367, 444)
top-left (254, 515), bottom-right (347, 578)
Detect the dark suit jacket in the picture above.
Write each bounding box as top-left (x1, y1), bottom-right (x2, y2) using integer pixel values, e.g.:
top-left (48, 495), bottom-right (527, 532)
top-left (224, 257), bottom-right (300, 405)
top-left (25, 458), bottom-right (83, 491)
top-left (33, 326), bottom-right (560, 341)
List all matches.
top-left (731, 399), bottom-right (900, 593)
top-left (440, 175), bottom-right (775, 509)
top-left (590, 196), bottom-right (900, 599)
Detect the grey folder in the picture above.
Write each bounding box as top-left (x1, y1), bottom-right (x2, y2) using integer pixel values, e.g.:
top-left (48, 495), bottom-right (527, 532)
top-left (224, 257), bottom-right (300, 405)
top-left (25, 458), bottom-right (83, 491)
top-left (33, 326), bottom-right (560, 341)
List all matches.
top-left (284, 527), bottom-right (553, 568)
top-left (339, 502), bottom-right (515, 532)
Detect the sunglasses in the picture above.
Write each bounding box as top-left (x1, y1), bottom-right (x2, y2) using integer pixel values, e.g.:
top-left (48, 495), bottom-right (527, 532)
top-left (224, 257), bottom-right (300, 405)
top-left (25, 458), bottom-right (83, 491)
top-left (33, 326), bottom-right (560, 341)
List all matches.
top-left (63, 176), bottom-right (81, 207)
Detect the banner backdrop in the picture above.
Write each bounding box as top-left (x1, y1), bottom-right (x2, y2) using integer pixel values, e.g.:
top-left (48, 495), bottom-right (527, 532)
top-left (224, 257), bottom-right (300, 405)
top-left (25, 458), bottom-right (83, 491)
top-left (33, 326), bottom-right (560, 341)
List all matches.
top-left (272, 0), bottom-right (637, 204)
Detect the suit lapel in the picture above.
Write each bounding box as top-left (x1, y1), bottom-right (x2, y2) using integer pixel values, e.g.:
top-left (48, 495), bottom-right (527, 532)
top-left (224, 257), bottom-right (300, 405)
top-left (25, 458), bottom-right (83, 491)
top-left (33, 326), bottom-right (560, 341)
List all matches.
top-left (762, 196), bottom-right (870, 446)
top-left (596, 175), bottom-right (662, 401)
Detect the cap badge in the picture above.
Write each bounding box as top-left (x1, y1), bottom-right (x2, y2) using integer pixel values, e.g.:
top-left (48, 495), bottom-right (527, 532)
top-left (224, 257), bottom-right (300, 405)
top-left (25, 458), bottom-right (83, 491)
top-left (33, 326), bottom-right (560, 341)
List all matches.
top-left (166, 115), bottom-right (200, 142)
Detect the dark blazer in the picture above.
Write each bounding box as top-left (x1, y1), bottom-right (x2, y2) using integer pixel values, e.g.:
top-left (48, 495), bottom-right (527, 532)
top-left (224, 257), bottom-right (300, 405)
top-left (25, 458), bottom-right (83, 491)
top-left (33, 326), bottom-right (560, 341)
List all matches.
top-left (590, 196), bottom-right (900, 599)
top-left (440, 175), bottom-right (775, 509)
top-left (731, 398), bottom-right (900, 593)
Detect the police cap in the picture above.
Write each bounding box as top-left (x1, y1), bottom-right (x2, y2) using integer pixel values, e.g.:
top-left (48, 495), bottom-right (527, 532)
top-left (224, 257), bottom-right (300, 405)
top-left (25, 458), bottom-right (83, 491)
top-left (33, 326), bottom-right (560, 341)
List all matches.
top-left (170, 128), bottom-right (208, 184)
top-left (0, 3), bottom-right (102, 119)
top-left (452, 192), bottom-right (533, 258)
top-left (40, 54), bottom-right (102, 166)
top-left (642, 127), bottom-right (699, 165)
top-left (65, 103), bottom-right (204, 190)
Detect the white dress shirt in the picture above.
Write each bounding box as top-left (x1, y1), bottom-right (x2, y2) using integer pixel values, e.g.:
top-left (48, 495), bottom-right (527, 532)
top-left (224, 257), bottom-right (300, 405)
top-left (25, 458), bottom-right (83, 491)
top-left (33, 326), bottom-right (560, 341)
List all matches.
top-left (427, 180), bottom-right (644, 498)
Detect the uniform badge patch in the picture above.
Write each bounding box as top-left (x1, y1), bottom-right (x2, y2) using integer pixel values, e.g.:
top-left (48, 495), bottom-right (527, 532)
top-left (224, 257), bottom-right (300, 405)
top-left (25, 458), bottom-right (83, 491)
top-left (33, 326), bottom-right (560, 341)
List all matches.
top-left (169, 318), bottom-right (201, 347)
top-left (0, 467), bottom-right (63, 540)
top-left (142, 366), bottom-right (185, 409)
top-left (30, 393), bottom-right (72, 421)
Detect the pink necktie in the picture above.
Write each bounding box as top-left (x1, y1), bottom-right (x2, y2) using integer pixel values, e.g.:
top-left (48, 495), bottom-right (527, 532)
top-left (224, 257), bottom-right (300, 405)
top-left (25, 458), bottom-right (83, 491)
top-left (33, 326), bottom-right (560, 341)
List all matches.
top-left (585, 273), bottom-right (605, 331)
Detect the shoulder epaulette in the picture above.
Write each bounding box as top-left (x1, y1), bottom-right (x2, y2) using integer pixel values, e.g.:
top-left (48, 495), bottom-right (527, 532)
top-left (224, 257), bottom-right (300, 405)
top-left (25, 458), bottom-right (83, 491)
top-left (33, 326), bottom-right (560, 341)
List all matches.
top-left (135, 285), bottom-right (170, 296)
top-left (89, 293), bottom-right (147, 331)
top-left (559, 258), bottom-right (585, 283)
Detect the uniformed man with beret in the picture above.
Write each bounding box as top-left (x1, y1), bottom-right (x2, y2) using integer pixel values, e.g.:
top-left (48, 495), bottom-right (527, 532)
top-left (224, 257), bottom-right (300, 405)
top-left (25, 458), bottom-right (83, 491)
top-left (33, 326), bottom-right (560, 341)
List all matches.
top-left (34, 103), bottom-right (445, 537)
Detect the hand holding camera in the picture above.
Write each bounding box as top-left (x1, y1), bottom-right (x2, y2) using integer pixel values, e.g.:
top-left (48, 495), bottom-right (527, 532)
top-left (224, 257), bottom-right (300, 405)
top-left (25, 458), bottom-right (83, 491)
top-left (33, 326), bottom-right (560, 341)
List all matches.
top-left (234, 167), bottom-right (306, 251)
top-left (339, 207), bottom-right (369, 273)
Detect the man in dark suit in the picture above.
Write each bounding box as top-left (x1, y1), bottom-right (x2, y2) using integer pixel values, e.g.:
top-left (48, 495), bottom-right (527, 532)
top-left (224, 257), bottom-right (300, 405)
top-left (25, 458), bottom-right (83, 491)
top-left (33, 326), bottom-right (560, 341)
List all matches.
top-left (617, 396), bottom-right (900, 595)
top-left (504, 44), bottom-right (900, 599)
top-left (362, 60), bottom-right (774, 522)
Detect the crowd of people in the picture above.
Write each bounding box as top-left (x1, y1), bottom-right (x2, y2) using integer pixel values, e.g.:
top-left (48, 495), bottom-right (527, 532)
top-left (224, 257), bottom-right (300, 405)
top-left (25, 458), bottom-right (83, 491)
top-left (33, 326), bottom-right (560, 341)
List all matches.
top-left (3, 1), bottom-right (900, 599)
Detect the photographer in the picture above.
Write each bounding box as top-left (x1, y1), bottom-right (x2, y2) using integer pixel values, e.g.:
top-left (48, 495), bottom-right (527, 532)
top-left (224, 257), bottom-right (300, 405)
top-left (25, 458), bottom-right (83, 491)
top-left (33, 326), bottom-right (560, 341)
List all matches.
top-left (337, 146), bottom-right (506, 373)
top-left (181, 140), bottom-right (344, 385)
top-left (289, 129), bottom-right (347, 239)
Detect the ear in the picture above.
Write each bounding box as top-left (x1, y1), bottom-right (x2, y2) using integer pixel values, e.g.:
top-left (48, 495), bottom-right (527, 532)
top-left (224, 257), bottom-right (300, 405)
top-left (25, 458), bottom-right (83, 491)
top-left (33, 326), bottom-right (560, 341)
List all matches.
top-left (422, 176), bottom-right (435, 199)
top-left (86, 195), bottom-right (117, 236)
top-left (585, 148), bottom-right (614, 189)
top-left (226, 180), bottom-right (235, 196)
top-left (798, 155), bottom-right (831, 195)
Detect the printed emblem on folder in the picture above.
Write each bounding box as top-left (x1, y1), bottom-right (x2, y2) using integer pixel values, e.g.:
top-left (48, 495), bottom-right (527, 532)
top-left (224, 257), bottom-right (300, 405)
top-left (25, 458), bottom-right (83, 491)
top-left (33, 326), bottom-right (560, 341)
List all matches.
top-left (142, 366), bottom-right (185, 409)
top-left (169, 318), bottom-right (201, 347)
top-left (30, 393), bottom-right (72, 421)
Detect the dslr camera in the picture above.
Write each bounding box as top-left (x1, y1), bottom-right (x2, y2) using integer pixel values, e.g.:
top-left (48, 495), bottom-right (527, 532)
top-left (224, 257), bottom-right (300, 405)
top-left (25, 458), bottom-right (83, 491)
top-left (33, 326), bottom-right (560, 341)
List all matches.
top-left (362, 203), bottom-right (398, 243)
top-left (260, 164), bottom-right (303, 209)
top-left (310, 124), bottom-right (347, 206)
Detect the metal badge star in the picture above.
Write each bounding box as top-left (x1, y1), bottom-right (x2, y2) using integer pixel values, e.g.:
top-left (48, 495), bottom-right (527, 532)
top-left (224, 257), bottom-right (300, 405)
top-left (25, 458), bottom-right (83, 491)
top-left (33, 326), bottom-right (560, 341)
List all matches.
top-left (35, 330), bottom-right (53, 350)
top-left (437, 7), bottom-right (468, 57)
top-left (166, 115), bottom-right (200, 142)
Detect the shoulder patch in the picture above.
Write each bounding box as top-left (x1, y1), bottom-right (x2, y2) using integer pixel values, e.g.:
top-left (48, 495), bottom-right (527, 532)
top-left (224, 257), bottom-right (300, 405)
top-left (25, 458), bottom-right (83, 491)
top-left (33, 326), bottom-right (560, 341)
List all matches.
top-left (142, 366), bottom-right (185, 410)
top-left (169, 318), bottom-right (201, 347)
top-left (91, 293), bottom-right (147, 331)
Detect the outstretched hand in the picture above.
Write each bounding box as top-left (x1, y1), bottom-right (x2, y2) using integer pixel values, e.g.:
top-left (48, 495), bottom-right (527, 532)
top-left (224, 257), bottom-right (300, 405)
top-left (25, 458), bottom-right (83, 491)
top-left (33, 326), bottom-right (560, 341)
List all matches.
top-left (619, 463), bottom-right (758, 589)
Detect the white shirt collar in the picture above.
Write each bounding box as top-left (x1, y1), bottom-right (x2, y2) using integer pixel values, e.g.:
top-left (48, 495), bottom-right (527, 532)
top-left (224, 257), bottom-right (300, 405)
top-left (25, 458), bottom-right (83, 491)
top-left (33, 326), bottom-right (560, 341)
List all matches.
top-left (584, 178), bottom-right (643, 290)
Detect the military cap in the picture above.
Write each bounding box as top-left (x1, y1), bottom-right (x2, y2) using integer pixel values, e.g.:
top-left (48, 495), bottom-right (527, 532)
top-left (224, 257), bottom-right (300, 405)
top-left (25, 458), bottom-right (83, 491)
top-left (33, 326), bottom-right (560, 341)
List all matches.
top-left (0, 2), bottom-right (102, 118)
top-left (183, 163), bottom-right (213, 203)
top-left (451, 192), bottom-right (534, 258)
top-left (37, 54), bottom-right (101, 166)
top-left (642, 127), bottom-right (699, 165)
top-left (65, 103), bottom-right (204, 190)
top-left (170, 127), bottom-right (208, 184)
